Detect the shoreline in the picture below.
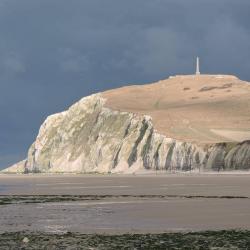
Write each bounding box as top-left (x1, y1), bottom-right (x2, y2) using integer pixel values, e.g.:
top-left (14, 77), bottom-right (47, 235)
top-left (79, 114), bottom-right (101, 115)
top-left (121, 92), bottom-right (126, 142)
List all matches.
top-left (1, 170), bottom-right (250, 177)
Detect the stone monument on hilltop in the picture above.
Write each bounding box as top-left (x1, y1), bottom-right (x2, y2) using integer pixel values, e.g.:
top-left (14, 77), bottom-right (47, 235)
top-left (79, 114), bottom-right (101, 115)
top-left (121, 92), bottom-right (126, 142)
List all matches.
top-left (196, 57), bottom-right (200, 75)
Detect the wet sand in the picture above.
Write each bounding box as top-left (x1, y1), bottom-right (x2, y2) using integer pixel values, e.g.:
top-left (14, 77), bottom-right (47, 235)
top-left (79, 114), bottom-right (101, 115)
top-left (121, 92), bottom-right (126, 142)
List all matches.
top-left (0, 174), bottom-right (250, 234)
top-left (1, 196), bottom-right (250, 234)
top-left (1, 173), bottom-right (250, 196)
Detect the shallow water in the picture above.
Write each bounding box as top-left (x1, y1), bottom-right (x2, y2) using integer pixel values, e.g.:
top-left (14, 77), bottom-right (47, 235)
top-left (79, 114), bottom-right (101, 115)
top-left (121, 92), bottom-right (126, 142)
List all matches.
top-left (1, 195), bottom-right (250, 234)
top-left (0, 185), bottom-right (6, 192)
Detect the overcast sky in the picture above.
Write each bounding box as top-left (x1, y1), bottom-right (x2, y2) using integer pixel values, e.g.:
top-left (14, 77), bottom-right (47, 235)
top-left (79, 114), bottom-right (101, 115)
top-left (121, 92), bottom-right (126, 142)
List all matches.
top-left (0, 0), bottom-right (250, 169)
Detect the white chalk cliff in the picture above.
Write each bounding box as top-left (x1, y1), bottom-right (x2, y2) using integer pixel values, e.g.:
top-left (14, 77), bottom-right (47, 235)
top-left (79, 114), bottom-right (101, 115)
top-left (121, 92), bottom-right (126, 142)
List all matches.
top-left (3, 75), bottom-right (250, 173)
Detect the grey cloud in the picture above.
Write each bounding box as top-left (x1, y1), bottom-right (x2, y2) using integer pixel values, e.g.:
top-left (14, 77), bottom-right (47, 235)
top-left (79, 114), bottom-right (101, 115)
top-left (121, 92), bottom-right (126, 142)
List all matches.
top-left (60, 56), bottom-right (90, 73)
top-left (2, 55), bottom-right (26, 74)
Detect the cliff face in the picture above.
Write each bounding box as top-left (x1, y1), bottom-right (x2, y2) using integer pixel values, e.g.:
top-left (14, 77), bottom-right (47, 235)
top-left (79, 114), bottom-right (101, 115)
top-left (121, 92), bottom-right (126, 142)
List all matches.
top-left (4, 93), bottom-right (250, 173)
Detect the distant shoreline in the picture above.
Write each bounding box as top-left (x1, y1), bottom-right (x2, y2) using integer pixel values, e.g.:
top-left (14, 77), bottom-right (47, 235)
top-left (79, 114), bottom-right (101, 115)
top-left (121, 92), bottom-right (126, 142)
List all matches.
top-left (1, 170), bottom-right (250, 176)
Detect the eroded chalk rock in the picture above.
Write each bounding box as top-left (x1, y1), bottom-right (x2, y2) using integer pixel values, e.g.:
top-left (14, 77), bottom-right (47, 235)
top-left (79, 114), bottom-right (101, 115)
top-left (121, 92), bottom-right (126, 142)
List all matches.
top-left (2, 94), bottom-right (250, 173)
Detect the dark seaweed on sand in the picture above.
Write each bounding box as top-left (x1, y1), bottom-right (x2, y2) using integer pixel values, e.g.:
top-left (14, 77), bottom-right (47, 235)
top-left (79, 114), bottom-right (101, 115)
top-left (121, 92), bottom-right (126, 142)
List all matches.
top-left (0, 194), bottom-right (248, 206)
top-left (0, 230), bottom-right (250, 249)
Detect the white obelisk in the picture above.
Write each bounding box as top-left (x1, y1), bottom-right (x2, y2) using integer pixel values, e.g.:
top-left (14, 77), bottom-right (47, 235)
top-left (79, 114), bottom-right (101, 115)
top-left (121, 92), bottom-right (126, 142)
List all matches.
top-left (196, 57), bottom-right (200, 75)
